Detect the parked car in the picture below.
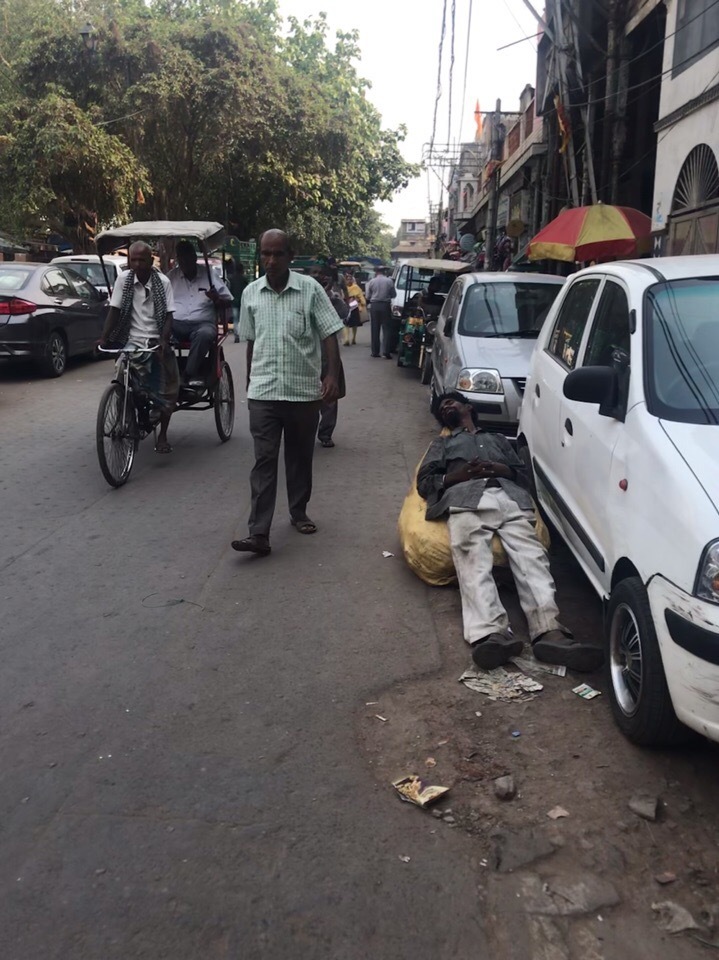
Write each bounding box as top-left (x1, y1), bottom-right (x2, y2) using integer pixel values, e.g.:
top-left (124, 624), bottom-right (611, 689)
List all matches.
top-left (517, 255), bottom-right (719, 747)
top-left (0, 262), bottom-right (109, 377)
top-left (430, 272), bottom-right (565, 432)
top-left (51, 254), bottom-right (127, 296)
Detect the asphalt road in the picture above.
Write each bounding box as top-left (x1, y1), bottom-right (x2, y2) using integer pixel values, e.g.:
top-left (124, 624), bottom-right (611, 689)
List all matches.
top-left (0, 334), bottom-right (506, 960)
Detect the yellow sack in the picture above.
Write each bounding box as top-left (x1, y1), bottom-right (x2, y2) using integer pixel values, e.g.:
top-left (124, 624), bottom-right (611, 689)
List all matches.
top-left (397, 473), bottom-right (550, 587)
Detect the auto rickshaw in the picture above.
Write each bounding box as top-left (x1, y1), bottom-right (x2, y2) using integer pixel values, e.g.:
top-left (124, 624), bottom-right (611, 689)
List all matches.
top-left (395, 259), bottom-right (471, 382)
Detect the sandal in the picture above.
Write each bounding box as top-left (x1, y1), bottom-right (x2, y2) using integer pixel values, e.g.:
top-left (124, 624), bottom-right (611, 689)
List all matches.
top-left (231, 536), bottom-right (271, 556)
top-left (154, 440), bottom-right (172, 454)
top-left (290, 518), bottom-right (317, 535)
top-left (319, 439), bottom-right (335, 448)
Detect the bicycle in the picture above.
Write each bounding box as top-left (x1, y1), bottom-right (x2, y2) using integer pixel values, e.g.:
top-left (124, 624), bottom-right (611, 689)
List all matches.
top-left (96, 343), bottom-right (163, 487)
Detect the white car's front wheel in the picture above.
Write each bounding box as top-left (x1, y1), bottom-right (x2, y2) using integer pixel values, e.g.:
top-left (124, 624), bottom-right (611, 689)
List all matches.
top-left (606, 577), bottom-right (688, 747)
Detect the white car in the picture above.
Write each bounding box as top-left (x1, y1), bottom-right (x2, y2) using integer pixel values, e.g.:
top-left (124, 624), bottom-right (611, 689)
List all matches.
top-left (50, 254), bottom-right (127, 296)
top-left (518, 256), bottom-right (719, 747)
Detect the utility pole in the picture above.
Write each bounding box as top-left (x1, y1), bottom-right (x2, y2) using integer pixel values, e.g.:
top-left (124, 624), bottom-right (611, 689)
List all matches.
top-left (551, 0), bottom-right (580, 207)
top-left (601, 0), bottom-right (619, 202)
top-left (611, 29), bottom-right (629, 203)
top-left (485, 99), bottom-right (503, 270)
top-left (566, 8), bottom-right (597, 204)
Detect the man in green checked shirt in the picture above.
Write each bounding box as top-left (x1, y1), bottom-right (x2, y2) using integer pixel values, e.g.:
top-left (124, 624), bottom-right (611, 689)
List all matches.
top-left (232, 230), bottom-right (344, 557)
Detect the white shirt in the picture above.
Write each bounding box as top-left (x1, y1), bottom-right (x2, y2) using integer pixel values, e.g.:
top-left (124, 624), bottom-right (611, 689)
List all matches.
top-left (110, 269), bottom-right (174, 344)
top-left (168, 266), bottom-right (231, 324)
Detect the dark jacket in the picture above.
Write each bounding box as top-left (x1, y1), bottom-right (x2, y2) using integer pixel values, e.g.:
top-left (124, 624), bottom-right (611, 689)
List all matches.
top-left (417, 427), bottom-right (532, 519)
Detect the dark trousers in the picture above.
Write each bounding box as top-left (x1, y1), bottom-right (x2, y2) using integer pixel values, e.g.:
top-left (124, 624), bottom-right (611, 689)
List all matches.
top-left (369, 302), bottom-right (393, 356)
top-left (247, 399), bottom-right (321, 537)
top-left (172, 319), bottom-right (216, 378)
top-left (318, 400), bottom-right (338, 442)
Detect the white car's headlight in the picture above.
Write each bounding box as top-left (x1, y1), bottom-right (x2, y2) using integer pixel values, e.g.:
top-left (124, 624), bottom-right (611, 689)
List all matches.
top-left (456, 368), bottom-right (504, 394)
top-left (696, 540), bottom-right (719, 604)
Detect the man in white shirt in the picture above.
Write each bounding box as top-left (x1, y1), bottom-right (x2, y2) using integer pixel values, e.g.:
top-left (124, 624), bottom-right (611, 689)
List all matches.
top-left (169, 240), bottom-right (232, 388)
top-left (100, 241), bottom-right (179, 454)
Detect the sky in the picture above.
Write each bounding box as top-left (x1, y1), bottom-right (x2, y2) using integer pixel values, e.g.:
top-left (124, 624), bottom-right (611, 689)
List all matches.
top-left (276, 0), bottom-right (540, 232)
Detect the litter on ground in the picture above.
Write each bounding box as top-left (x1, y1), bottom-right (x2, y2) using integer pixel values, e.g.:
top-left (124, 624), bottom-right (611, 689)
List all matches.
top-left (547, 805), bottom-right (570, 819)
top-left (511, 655), bottom-right (567, 678)
top-left (573, 683), bottom-right (602, 700)
top-left (393, 775), bottom-right (450, 807)
top-left (459, 665), bottom-right (543, 701)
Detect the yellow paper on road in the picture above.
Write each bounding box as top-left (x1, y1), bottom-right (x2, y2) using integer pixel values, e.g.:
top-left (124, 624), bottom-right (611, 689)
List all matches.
top-left (397, 469), bottom-right (550, 587)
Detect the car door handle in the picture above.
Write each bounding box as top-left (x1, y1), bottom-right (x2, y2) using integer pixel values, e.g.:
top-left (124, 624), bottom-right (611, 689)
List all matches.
top-left (565, 418), bottom-right (573, 436)
top-left (79, 302), bottom-right (89, 309)
top-left (53, 298), bottom-right (64, 305)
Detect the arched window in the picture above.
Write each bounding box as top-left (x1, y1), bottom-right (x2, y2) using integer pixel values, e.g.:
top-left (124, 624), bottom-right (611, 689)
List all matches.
top-left (672, 144), bottom-right (719, 213)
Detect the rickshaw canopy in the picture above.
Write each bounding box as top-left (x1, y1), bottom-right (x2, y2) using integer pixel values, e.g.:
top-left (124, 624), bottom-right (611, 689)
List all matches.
top-left (402, 258), bottom-right (472, 273)
top-left (95, 220), bottom-right (226, 256)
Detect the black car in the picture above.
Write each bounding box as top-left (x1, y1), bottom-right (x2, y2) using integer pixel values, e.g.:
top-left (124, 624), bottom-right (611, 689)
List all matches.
top-left (0, 262), bottom-right (109, 377)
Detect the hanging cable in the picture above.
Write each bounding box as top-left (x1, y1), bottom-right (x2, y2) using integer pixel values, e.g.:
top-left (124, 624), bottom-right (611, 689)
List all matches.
top-left (456, 0), bottom-right (474, 145)
top-left (447, 0), bottom-right (456, 146)
top-left (429, 0), bottom-right (448, 156)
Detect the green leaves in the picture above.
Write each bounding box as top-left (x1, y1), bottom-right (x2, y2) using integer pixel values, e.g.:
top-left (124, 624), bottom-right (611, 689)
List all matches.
top-left (0, 0), bottom-right (418, 253)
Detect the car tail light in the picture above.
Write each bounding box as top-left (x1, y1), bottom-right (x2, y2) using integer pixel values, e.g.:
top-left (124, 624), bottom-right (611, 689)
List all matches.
top-left (0, 298), bottom-right (38, 315)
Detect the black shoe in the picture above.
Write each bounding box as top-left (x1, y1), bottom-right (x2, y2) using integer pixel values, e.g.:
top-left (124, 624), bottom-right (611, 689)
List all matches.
top-left (382, 353), bottom-right (392, 359)
top-left (319, 438), bottom-right (335, 447)
top-left (532, 630), bottom-right (603, 672)
top-left (371, 353), bottom-right (380, 358)
top-left (231, 535), bottom-right (271, 557)
top-left (471, 633), bottom-right (523, 670)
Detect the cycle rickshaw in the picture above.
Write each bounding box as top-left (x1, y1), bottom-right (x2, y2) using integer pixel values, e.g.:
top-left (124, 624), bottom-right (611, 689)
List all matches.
top-left (94, 220), bottom-right (235, 488)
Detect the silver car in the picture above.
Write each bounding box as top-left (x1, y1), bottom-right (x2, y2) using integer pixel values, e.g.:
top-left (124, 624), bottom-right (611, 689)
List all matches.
top-left (430, 272), bottom-right (566, 432)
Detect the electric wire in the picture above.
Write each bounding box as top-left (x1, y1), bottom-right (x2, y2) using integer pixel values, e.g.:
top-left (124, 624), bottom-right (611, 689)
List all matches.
top-left (447, 0), bottom-right (456, 146)
top-left (457, 0), bottom-right (474, 146)
top-left (429, 0), bottom-right (448, 156)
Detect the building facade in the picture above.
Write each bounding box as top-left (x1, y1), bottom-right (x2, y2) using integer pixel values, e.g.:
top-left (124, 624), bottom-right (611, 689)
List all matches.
top-left (391, 219), bottom-right (434, 260)
top-left (651, 0), bottom-right (719, 254)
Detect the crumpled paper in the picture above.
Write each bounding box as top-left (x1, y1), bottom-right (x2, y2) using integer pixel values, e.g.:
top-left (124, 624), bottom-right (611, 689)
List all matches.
top-left (459, 665), bottom-right (543, 701)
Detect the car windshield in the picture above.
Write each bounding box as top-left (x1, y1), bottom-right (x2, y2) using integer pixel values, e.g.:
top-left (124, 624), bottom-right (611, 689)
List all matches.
top-left (459, 281), bottom-right (562, 337)
top-left (66, 262), bottom-right (108, 287)
top-left (645, 278), bottom-right (719, 425)
top-left (0, 266), bottom-right (33, 292)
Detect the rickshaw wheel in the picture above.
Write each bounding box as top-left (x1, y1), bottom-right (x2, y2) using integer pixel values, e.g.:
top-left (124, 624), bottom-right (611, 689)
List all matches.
top-left (96, 383), bottom-right (138, 487)
top-left (214, 360), bottom-right (235, 442)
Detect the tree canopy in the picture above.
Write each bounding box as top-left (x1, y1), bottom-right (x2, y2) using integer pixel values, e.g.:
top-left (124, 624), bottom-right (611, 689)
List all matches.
top-left (0, 0), bottom-right (416, 253)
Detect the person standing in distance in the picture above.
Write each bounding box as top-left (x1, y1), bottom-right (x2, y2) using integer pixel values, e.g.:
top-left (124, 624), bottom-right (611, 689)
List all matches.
top-left (232, 230), bottom-right (344, 557)
top-left (365, 266), bottom-right (396, 358)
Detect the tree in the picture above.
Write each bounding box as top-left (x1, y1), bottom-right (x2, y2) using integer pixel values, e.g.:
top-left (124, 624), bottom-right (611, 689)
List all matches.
top-left (0, 0), bottom-right (418, 252)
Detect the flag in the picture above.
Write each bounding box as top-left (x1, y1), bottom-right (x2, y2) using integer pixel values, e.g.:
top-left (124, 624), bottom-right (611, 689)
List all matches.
top-left (554, 95), bottom-right (571, 154)
top-left (474, 99), bottom-right (483, 140)
top-left (136, 187), bottom-right (146, 205)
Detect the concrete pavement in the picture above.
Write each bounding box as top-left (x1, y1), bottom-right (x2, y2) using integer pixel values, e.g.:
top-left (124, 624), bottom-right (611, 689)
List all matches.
top-left (0, 337), bottom-right (491, 959)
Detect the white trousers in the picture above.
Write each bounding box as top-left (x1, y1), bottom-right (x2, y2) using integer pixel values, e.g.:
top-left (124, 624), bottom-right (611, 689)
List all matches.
top-left (447, 487), bottom-right (561, 644)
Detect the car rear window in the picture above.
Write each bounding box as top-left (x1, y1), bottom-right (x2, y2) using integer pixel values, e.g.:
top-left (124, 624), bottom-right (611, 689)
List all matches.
top-left (0, 267), bottom-right (33, 293)
top-left (645, 278), bottom-right (719, 424)
top-left (459, 282), bottom-right (562, 337)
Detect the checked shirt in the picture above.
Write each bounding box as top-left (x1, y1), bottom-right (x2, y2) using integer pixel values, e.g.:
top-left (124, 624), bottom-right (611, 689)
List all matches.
top-left (238, 272), bottom-right (344, 402)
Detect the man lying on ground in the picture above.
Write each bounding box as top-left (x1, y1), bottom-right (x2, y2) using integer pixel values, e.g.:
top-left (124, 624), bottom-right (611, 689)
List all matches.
top-left (417, 391), bottom-right (603, 672)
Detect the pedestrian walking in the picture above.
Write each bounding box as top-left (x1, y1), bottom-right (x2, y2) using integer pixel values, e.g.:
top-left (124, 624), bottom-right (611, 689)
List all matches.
top-left (232, 230), bottom-right (344, 557)
top-left (342, 271), bottom-right (366, 346)
top-left (228, 260), bottom-right (249, 342)
top-left (365, 266), bottom-right (396, 358)
top-left (316, 267), bottom-right (349, 448)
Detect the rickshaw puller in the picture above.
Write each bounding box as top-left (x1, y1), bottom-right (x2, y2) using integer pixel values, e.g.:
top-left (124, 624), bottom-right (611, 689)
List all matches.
top-left (169, 240), bottom-right (232, 388)
top-left (100, 241), bottom-right (179, 455)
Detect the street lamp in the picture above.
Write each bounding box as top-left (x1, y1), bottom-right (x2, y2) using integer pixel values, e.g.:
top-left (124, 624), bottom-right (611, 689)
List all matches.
top-left (79, 22), bottom-right (97, 53)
